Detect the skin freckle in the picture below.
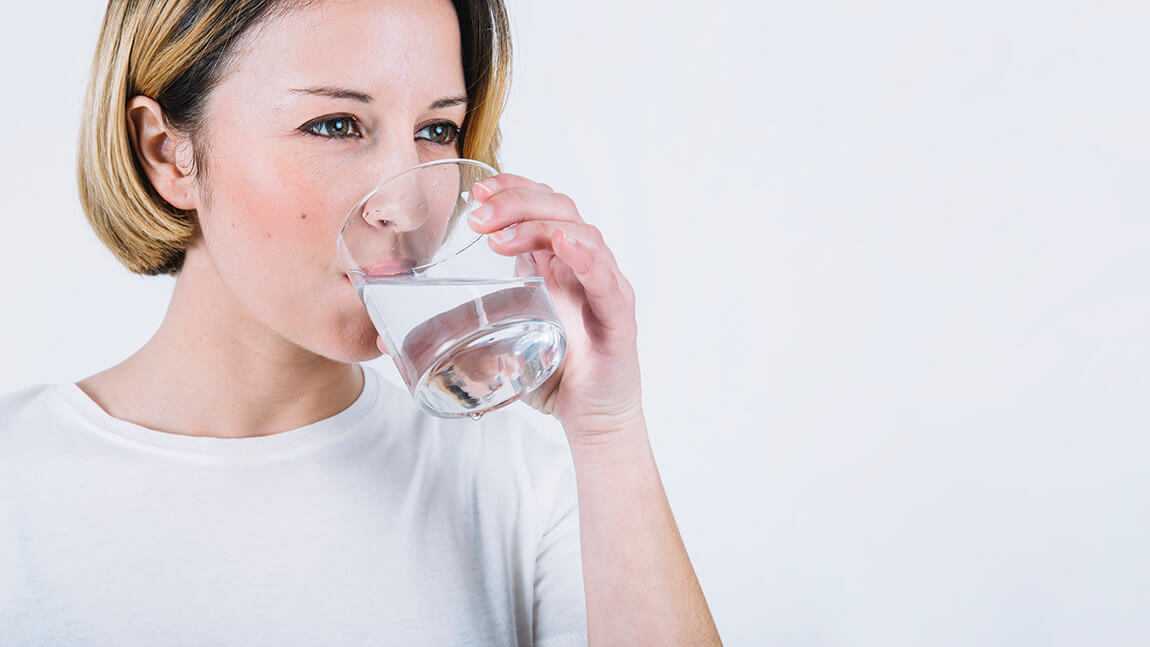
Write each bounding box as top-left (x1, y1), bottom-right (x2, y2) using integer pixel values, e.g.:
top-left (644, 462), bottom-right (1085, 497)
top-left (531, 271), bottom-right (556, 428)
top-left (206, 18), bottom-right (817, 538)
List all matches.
top-left (300, 213), bottom-right (308, 220)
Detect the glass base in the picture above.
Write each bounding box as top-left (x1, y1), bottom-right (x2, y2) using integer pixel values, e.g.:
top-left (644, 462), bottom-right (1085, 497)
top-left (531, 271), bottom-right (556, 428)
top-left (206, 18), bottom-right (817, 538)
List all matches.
top-left (412, 319), bottom-right (566, 419)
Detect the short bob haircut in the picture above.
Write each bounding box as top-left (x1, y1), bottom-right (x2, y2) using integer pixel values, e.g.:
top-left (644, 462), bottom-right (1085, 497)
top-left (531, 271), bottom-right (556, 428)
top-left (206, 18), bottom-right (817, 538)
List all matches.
top-left (78, 0), bottom-right (512, 276)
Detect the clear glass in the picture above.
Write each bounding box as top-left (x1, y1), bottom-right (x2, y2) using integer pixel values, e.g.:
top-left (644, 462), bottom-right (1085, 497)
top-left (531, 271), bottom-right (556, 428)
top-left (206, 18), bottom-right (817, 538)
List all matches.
top-left (336, 158), bottom-right (567, 419)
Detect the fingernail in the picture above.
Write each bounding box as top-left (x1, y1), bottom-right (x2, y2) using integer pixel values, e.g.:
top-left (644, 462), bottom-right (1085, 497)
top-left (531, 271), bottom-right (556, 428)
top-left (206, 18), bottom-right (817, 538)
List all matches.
top-left (491, 227), bottom-right (516, 243)
top-left (474, 181), bottom-right (495, 201)
top-left (469, 204), bottom-right (493, 224)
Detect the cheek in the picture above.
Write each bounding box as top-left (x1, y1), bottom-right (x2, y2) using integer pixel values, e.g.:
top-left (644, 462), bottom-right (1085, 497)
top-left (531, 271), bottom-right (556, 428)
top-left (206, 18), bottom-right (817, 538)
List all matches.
top-left (196, 143), bottom-right (383, 352)
top-left (183, 96), bottom-right (385, 359)
top-left (205, 147), bottom-right (356, 276)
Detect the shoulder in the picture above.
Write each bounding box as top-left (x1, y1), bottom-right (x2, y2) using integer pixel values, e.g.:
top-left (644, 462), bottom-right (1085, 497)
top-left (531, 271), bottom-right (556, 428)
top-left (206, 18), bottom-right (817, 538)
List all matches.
top-left (364, 364), bottom-right (576, 516)
top-left (473, 405), bottom-right (577, 525)
top-left (0, 382), bottom-right (53, 407)
top-left (477, 403), bottom-right (570, 461)
top-left (0, 383), bottom-right (58, 427)
top-left (0, 382), bottom-right (65, 460)
top-left (371, 367), bottom-right (575, 517)
top-left (468, 402), bottom-right (573, 478)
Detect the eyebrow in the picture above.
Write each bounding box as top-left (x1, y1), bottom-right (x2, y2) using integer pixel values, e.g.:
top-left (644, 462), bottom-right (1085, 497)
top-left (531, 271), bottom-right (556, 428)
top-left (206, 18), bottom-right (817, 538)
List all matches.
top-left (290, 86), bottom-right (373, 102)
top-left (289, 87), bottom-right (468, 110)
top-left (428, 94), bottom-right (469, 110)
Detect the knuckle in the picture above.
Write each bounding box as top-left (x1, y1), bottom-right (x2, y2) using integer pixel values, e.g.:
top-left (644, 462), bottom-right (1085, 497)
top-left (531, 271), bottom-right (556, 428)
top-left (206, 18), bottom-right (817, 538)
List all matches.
top-left (556, 193), bottom-right (586, 224)
top-left (554, 192), bottom-right (576, 211)
top-left (492, 189), bottom-right (525, 213)
top-left (585, 224), bottom-right (604, 244)
top-left (618, 274), bottom-right (636, 305)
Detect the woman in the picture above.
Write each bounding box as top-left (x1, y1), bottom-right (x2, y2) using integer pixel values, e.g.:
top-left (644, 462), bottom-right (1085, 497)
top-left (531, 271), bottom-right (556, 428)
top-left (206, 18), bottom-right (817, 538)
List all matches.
top-left (0, 0), bottom-right (721, 644)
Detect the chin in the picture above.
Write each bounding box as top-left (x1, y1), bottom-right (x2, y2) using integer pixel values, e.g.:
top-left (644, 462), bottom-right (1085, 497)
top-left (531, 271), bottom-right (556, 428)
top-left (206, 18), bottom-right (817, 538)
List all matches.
top-left (328, 334), bottom-right (387, 364)
top-left (327, 346), bottom-right (385, 364)
top-left (305, 320), bottom-right (386, 364)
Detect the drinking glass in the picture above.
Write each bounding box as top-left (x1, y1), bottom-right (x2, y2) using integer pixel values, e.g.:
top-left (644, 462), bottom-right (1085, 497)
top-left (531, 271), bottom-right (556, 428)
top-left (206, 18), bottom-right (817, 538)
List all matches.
top-left (337, 158), bottom-right (567, 419)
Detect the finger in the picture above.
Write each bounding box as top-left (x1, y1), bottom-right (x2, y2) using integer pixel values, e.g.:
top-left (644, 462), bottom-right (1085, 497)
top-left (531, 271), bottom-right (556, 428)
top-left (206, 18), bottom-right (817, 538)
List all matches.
top-left (468, 189), bottom-right (584, 234)
top-left (549, 228), bottom-right (634, 335)
top-left (486, 221), bottom-right (614, 266)
top-left (472, 173), bottom-right (553, 201)
top-left (526, 249), bottom-right (585, 301)
top-left (538, 248), bottom-right (586, 298)
top-left (487, 220), bottom-right (625, 302)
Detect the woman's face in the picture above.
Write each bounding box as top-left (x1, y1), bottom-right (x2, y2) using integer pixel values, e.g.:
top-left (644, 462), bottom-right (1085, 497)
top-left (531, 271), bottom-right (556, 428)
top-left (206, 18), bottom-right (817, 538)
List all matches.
top-left (186, 0), bottom-right (467, 362)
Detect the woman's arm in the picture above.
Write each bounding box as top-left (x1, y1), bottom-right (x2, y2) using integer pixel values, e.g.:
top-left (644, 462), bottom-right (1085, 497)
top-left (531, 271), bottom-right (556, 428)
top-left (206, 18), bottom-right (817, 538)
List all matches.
top-left (566, 417), bottom-right (722, 646)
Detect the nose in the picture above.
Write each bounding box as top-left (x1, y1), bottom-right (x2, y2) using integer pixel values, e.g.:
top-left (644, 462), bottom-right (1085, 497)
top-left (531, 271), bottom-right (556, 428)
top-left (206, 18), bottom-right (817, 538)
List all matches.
top-left (361, 168), bottom-right (432, 233)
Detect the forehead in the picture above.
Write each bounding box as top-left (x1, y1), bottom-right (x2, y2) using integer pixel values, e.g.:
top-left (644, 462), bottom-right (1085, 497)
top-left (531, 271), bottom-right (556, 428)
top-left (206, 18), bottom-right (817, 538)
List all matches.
top-left (221, 0), bottom-right (464, 103)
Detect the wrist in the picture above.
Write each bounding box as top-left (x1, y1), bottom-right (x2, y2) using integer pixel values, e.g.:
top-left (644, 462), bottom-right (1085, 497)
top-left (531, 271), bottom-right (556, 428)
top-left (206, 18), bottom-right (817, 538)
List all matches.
top-left (564, 411), bottom-right (649, 457)
top-left (557, 392), bottom-right (645, 440)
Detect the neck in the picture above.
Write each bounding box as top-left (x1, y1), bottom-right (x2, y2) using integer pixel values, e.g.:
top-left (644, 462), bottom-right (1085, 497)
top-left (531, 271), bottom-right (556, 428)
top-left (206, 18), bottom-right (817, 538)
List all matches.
top-left (78, 244), bottom-right (364, 439)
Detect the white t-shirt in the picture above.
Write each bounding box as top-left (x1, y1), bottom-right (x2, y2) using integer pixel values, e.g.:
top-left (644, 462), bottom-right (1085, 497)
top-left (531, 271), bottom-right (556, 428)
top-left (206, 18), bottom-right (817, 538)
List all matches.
top-left (0, 364), bottom-right (588, 646)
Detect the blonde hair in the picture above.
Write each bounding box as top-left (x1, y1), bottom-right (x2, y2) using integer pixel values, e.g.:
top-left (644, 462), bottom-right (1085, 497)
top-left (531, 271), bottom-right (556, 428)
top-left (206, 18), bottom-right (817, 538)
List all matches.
top-left (77, 0), bottom-right (513, 276)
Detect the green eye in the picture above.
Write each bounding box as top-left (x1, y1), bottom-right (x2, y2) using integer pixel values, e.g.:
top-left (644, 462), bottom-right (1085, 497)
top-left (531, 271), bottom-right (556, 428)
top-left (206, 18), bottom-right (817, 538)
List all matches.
top-left (416, 122), bottom-right (460, 146)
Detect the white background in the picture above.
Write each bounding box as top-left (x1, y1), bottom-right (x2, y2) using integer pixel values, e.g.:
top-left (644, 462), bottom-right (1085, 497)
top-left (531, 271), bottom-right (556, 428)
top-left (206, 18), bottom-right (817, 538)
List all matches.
top-left (2, 1), bottom-right (1148, 645)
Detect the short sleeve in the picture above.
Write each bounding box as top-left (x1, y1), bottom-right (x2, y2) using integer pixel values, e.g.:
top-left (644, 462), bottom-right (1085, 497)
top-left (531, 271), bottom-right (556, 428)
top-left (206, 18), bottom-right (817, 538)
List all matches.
top-left (528, 422), bottom-right (588, 646)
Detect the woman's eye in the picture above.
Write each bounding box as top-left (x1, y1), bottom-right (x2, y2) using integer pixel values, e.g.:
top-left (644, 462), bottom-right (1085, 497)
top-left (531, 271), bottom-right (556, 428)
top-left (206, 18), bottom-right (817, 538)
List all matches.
top-left (303, 116), bottom-right (361, 139)
top-left (416, 122), bottom-right (461, 146)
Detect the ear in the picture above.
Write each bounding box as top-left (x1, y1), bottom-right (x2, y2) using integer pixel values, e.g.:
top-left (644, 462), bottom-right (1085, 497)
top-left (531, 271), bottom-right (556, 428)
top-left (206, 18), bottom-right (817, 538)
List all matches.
top-left (126, 95), bottom-right (198, 211)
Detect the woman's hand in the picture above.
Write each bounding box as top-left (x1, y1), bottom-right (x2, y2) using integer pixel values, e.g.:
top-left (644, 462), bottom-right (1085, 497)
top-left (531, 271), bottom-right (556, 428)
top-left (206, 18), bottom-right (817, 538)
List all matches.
top-left (463, 173), bottom-right (644, 442)
top-left (450, 175), bottom-right (721, 645)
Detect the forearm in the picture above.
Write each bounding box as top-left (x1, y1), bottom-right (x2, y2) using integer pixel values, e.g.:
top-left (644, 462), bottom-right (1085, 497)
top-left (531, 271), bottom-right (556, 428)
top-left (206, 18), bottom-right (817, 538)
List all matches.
top-left (566, 417), bottom-right (722, 646)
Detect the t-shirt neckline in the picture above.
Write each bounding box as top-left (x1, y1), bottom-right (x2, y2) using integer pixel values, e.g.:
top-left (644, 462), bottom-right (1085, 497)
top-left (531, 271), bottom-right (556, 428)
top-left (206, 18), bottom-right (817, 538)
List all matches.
top-left (52, 364), bottom-right (381, 459)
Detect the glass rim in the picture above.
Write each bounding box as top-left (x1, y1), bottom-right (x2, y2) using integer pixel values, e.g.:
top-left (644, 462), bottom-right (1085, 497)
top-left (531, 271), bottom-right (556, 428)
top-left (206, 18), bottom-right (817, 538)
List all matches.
top-left (337, 157), bottom-right (500, 280)
top-left (343, 157), bottom-right (497, 227)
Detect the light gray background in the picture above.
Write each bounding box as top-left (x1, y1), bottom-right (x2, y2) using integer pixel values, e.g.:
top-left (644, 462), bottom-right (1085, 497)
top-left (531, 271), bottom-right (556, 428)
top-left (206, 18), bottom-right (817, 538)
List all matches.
top-left (2, 1), bottom-right (1147, 645)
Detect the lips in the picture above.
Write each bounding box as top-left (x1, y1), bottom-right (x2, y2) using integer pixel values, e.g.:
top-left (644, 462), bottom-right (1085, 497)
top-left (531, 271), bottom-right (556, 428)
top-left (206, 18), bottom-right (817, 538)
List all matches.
top-left (361, 257), bottom-right (418, 278)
